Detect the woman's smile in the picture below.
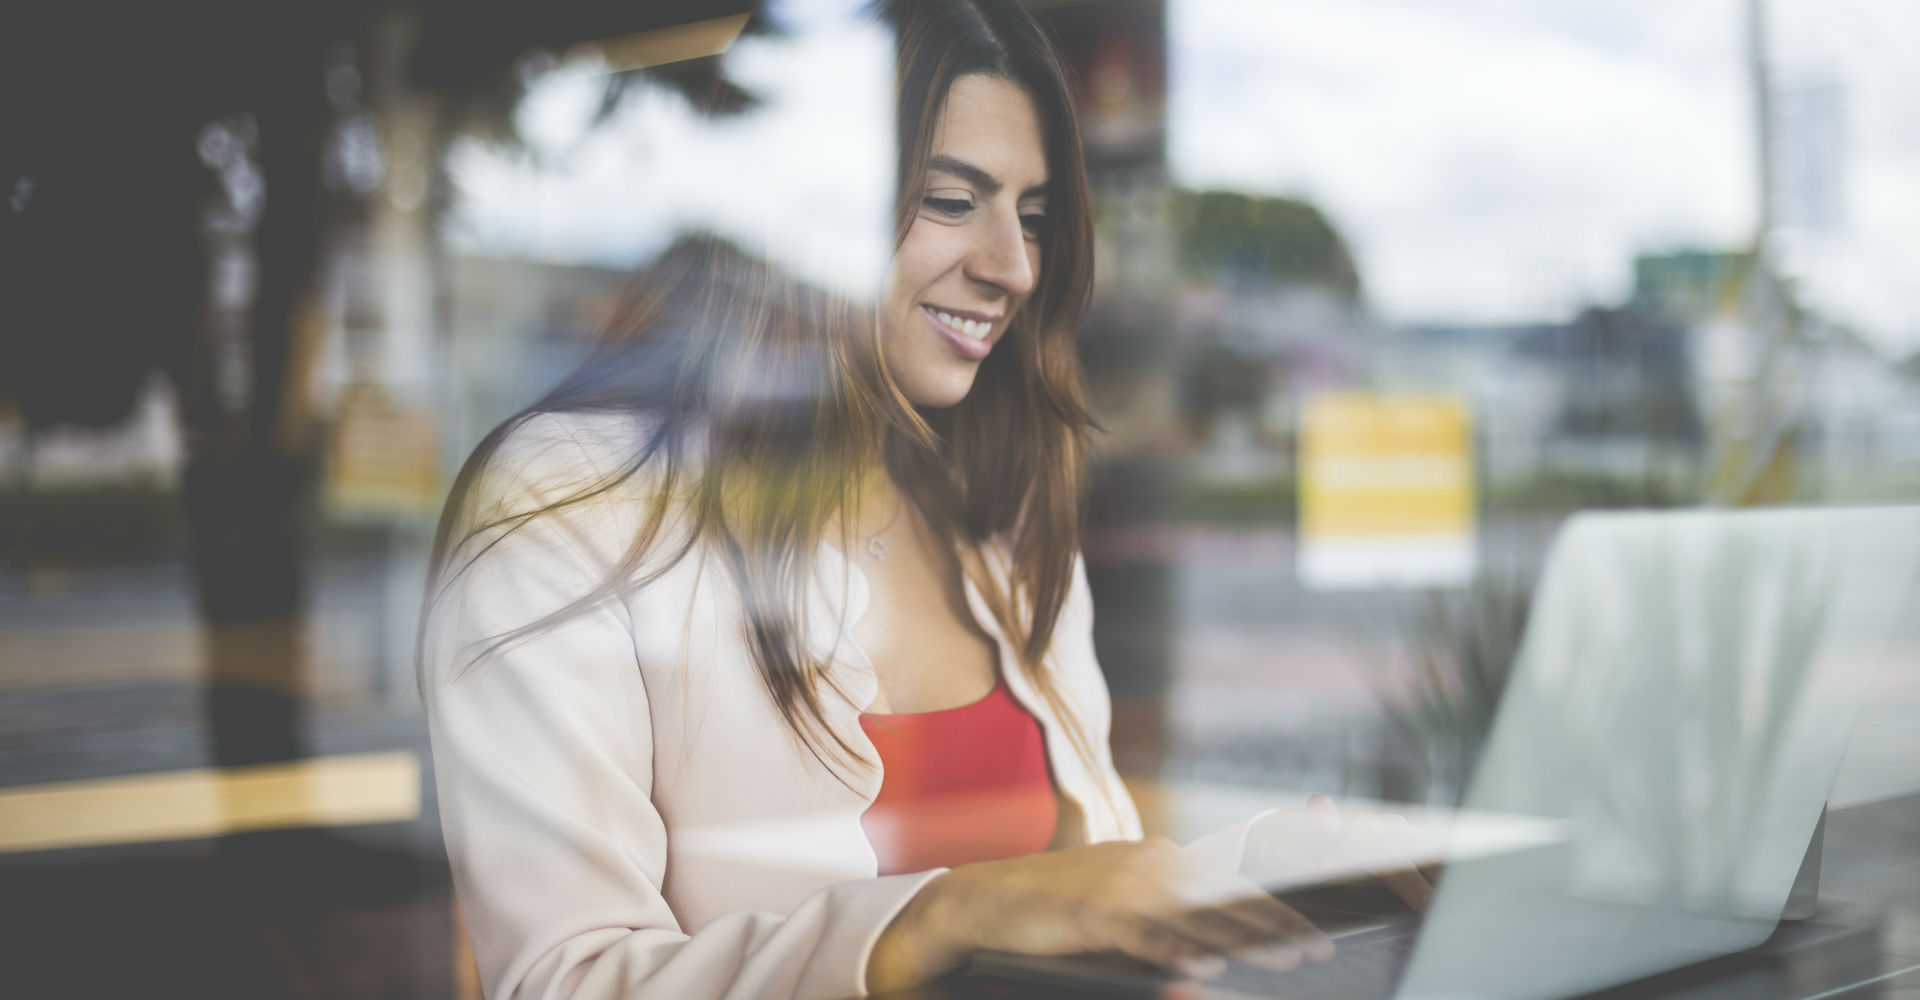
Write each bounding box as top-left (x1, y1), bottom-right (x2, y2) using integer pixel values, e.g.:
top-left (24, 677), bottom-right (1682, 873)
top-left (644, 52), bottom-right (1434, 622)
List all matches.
top-left (880, 73), bottom-right (1048, 408)
top-left (920, 303), bottom-right (1000, 361)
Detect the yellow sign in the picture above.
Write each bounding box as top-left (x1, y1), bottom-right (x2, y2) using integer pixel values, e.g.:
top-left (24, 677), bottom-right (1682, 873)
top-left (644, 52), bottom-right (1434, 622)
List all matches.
top-left (1298, 393), bottom-right (1476, 589)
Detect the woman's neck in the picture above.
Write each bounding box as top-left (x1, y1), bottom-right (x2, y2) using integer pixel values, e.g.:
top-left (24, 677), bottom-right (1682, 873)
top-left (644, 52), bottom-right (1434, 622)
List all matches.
top-left (829, 464), bottom-right (910, 546)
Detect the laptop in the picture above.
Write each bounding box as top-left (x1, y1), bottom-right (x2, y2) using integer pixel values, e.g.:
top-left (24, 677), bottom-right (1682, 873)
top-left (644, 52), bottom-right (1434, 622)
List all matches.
top-left (967, 505), bottom-right (1920, 999)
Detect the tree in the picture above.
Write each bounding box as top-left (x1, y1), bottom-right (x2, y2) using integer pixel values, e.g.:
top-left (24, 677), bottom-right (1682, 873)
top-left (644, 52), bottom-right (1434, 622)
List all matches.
top-left (2, 1), bottom-right (765, 761)
top-left (1173, 188), bottom-right (1362, 299)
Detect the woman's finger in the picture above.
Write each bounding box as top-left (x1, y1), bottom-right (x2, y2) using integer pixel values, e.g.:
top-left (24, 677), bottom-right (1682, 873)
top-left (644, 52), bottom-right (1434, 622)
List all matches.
top-left (1164, 901), bottom-right (1291, 966)
top-left (1183, 894), bottom-right (1337, 970)
top-left (1129, 859), bottom-right (1328, 975)
top-left (1375, 815), bottom-right (1436, 912)
top-left (1245, 797), bottom-right (1345, 885)
top-left (1387, 813), bottom-right (1445, 888)
top-left (1227, 893), bottom-right (1334, 958)
top-left (1114, 919), bottom-right (1215, 974)
top-left (1335, 812), bottom-right (1435, 912)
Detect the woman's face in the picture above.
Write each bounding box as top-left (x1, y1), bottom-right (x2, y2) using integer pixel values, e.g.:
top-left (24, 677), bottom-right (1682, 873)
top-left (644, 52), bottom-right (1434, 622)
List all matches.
top-left (880, 74), bottom-right (1050, 409)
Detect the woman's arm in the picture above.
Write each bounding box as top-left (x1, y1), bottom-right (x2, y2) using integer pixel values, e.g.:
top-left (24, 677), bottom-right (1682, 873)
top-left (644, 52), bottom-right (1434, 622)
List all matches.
top-left (424, 415), bottom-right (941, 999)
top-left (866, 837), bottom-right (1337, 990)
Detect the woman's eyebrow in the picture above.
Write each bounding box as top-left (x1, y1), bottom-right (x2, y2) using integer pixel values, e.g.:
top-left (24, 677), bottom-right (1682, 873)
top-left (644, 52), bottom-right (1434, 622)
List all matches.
top-left (929, 155), bottom-right (1048, 200)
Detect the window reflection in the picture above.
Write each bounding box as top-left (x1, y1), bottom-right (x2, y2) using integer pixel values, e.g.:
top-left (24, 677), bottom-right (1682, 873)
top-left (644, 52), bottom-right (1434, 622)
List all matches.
top-left (3, 1), bottom-right (1917, 996)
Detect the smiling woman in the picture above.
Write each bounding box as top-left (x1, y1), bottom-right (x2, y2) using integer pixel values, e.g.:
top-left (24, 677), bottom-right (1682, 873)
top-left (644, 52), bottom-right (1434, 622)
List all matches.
top-left (881, 75), bottom-right (1051, 407)
top-left (417, 2), bottom-right (1327, 998)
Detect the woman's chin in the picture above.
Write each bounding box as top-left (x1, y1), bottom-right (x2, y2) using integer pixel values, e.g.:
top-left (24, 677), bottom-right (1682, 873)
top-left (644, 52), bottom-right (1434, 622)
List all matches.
top-left (896, 367), bottom-right (982, 410)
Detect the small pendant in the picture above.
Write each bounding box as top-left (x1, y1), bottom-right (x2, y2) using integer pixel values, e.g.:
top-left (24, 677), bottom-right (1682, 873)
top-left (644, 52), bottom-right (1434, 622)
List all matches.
top-left (867, 536), bottom-right (888, 560)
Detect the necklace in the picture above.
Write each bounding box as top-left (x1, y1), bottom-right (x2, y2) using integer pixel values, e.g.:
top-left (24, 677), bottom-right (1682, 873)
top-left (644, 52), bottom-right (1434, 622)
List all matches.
top-left (866, 496), bottom-right (904, 561)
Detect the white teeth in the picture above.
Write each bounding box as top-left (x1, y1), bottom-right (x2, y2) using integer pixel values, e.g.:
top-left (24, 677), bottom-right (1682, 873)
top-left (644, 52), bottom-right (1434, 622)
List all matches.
top-left (930, 308), bottom-right (991, 340)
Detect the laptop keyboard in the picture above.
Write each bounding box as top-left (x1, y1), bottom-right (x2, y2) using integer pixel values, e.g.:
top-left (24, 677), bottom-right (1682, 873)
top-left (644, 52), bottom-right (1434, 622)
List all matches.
top-left (1205, 926), bottom-right (1419, 1000)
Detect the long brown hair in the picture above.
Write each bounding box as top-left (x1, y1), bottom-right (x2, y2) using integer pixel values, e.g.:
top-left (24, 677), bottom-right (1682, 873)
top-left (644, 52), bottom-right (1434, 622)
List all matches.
top-left (424, 0), bottom-right (1104, 790)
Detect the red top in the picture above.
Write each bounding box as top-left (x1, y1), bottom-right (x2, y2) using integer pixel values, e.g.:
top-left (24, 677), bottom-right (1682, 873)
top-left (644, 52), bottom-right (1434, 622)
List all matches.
top-left (858, 679), bottom-right (1059, 875)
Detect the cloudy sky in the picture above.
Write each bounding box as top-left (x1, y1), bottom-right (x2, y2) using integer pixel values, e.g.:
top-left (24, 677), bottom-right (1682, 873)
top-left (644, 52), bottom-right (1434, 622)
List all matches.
top-left (1169, 0), bottom-right (1920, 350)
top-left (449, 0), bottom-right (1919, 352)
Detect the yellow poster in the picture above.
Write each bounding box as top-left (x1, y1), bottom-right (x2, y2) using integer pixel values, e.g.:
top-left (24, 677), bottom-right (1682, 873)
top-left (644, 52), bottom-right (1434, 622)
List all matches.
top-left (1298, 393), bottom-right (1475, 589)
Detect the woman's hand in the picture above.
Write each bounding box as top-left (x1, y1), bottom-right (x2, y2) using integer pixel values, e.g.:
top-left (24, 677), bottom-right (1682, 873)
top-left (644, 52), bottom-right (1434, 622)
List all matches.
top-left (1244, 794), bottom-right (1437, 912)
top-left (867, 836), bottom-right (1334, 993)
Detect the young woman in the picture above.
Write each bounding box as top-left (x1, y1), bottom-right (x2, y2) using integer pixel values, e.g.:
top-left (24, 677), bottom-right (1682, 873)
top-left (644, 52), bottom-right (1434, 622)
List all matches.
top-left (420, 2), bottom-right (1334, 996)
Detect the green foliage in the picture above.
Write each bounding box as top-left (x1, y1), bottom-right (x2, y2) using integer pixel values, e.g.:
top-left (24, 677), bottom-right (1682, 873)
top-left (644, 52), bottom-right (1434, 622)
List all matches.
top-left (1381, 570), bottom-right (1534, 803)
top-left (1174, 474), bottom-right (1296, 524)
top-left (1173, 189), bottom-right (1362, 299)
top-left (1483, 471), bottom-right (1697, 514)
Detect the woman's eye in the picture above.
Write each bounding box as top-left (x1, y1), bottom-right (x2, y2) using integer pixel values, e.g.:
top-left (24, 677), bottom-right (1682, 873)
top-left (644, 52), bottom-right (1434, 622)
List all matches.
top-left (1020, 213), bottom-right (1048, 239)
top-left (922, 196), bottom-right (972, 217)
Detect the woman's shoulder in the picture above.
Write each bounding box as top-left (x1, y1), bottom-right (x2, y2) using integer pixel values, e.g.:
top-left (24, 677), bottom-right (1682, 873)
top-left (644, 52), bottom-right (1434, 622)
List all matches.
top-left (489, 409), bottom-right (662, 483)
top-left (457, 409), bottom-right (689, 561)
top-left (471, 410), bottom-right (672, 510)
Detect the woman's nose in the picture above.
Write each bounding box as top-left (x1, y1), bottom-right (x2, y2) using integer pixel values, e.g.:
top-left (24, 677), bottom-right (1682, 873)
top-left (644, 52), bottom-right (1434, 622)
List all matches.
top-left (966, 209), bottom-right (1037, 299)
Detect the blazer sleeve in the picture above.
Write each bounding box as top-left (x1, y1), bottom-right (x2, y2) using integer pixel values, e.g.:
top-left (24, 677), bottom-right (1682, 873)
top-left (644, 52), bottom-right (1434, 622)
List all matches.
top-left (422, 415), bottom-right (940, 1000)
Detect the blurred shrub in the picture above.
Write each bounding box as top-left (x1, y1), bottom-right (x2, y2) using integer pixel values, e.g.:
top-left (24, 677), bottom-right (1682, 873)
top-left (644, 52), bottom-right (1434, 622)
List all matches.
top-left (1175, 474), bottom-right (1296, 524)
top-left (1381, 570), bottom-right (1534, 804)
top-left (1483, 470), bottom-right (1695, 514)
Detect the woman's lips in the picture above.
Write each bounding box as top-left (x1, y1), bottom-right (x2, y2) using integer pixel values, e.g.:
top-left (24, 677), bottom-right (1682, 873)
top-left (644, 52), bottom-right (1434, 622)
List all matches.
top-left (921, 305), bottom-right (994, 361)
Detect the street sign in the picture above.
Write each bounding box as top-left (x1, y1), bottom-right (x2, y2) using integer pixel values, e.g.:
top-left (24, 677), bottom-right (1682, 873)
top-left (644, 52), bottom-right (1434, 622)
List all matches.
top-left (1298, 392), bottom-right (1476, 589)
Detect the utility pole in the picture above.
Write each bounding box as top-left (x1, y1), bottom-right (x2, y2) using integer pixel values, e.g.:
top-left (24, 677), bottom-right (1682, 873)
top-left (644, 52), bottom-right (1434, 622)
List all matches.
top-left (1749, 0), bottom-right (1774, 245)
top-left (1710, 0), bottom-right (1797, 506)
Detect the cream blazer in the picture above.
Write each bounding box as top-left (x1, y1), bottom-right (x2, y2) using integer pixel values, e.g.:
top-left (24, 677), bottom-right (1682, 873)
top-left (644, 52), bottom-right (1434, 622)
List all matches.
top-left (422, 412), bottom-right (1147, 1000)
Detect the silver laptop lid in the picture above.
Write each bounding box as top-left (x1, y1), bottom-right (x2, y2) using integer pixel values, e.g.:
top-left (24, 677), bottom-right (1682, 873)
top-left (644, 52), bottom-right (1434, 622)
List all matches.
top-left (1397, 506), bottom-right (1920, 1000)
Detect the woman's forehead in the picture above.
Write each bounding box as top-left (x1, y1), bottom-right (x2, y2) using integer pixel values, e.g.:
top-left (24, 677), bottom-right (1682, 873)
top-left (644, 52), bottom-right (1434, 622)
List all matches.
top-left (929, 75), bottom-right (1049, 194)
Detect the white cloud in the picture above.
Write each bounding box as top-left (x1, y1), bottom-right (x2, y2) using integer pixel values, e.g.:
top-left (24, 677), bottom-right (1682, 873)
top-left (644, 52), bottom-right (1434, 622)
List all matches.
top-left (1172, 0), bottom-right (1759, 325)
top-left (447, 10), bottom-right (895, 300)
